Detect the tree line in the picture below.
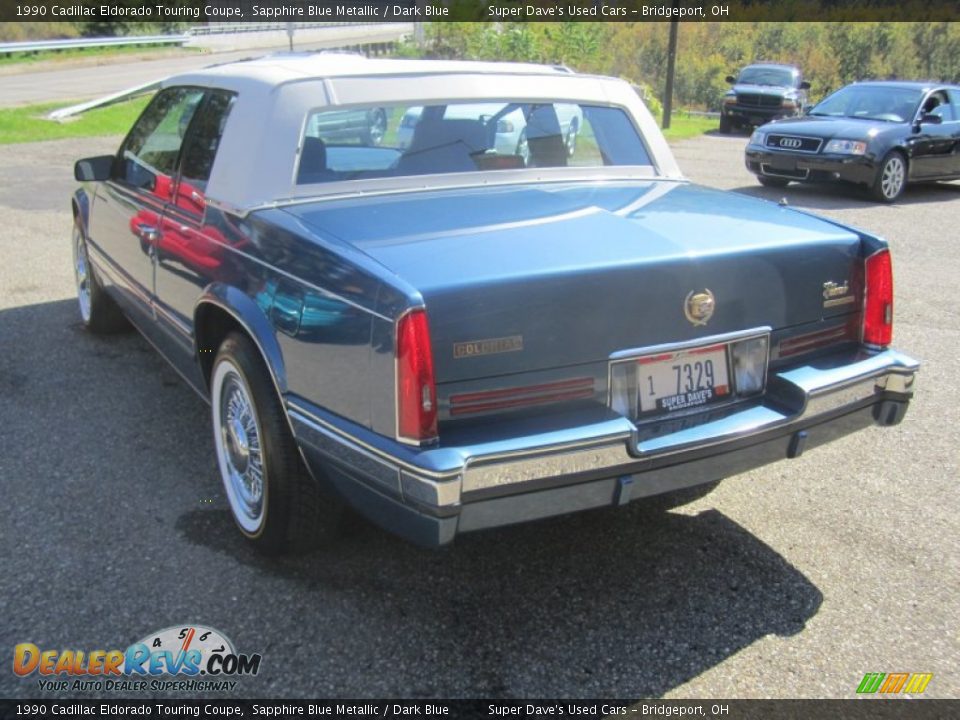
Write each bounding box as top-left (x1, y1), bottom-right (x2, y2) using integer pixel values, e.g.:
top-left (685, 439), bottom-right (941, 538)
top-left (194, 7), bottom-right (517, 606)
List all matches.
top-left (5, 20), bottom-right (960, 112)
top-left (410, 22), bottom-right (960, 110)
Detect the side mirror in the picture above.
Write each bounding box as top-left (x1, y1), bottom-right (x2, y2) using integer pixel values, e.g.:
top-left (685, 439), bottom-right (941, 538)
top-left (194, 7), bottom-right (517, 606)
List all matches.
top-left (725, 75), bottom-right (736, 84)
top-left (919, 113), bottom-right (943, 125)
top-left (799, 81), bottom-right (811, 90)
top-left (74, 155), bottom-right (114, 182)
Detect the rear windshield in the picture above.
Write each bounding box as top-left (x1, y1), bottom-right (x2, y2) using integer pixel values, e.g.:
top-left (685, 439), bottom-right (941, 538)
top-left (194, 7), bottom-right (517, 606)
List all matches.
top-left (297, 101), bottom-right (652, 185)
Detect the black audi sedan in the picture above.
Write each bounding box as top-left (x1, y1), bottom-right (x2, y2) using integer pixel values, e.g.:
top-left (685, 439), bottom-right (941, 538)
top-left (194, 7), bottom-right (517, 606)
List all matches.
top-left (745, 81), bottom-right (960, 202)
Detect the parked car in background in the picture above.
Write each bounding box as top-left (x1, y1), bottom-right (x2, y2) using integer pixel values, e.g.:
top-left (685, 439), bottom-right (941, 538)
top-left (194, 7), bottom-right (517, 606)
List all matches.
top-left (745, 80), bottom-right (960, 202)
top-left (307, 106), bottom-right (388, 145)
top-left (71, 55), bottom-right (918, 552)
top-left (720, 62), bottom-right (810, 133)
top-left (396, 102), bottom-right (584, 162)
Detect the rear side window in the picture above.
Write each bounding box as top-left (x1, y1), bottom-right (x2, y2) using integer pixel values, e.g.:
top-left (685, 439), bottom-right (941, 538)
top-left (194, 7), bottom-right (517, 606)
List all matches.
top-left (944, 90), bottom-right (960, 122)
top-left (179, 90), bottom-right (237, 193)
top-left (297, 101), bottom-right (652, 185)
top-left (116, 87), bottom-right (205, 191)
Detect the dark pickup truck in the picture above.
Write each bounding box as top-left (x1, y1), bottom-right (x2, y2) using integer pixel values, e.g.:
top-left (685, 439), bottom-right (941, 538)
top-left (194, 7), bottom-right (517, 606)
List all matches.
top-left (720, 63), bottom-right (810, 133)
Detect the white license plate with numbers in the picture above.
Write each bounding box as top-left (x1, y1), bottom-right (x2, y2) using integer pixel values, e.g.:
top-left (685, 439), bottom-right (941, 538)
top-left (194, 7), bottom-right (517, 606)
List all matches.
top-left (636, 344), bottom-right (731, 414)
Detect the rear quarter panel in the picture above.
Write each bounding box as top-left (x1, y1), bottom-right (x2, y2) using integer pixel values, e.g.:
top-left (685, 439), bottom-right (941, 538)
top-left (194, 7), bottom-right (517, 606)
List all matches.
top-left (234, 209), bottom-right (397, 431)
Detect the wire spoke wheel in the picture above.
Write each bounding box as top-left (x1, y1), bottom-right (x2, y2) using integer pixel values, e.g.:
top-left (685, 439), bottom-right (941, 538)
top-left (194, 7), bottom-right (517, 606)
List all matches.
top-left (210, 332), bottom-right (344, 552)
top-left (73, 225), bottom-right (92, 323)
top-left (213, 362), bottom-right (266, 533)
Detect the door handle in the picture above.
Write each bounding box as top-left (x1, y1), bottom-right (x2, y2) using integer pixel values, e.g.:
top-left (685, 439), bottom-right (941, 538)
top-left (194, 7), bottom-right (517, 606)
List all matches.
top-left (136, 224), bottom-right (160, 243)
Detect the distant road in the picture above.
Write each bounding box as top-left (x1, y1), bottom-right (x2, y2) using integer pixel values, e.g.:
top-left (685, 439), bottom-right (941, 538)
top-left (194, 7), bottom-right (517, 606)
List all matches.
top-left (0, 23), bottom-right (413, 107)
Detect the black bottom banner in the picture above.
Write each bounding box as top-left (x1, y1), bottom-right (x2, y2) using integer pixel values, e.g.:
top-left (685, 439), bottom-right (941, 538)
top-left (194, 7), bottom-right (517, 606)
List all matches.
top-left (1, 700), bottom-right (958, 720)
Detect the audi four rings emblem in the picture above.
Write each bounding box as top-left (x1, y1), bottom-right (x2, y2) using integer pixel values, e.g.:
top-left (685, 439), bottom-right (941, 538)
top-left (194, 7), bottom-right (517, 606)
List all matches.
top-left (779, 138), bottom-right (803, 148)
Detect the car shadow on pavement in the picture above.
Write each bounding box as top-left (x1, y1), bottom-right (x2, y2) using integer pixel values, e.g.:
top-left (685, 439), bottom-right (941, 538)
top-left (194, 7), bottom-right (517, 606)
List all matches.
top-left (2, 298), bottom-right (823, 699)
top-left (176, 503), bottom-right (822, 697)
top-left (733, 179), bottom-right (960, 211)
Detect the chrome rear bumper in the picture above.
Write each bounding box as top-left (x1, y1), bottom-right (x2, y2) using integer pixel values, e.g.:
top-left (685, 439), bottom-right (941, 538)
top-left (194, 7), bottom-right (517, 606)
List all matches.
top-left (289, 348), bottom-right (918, 546)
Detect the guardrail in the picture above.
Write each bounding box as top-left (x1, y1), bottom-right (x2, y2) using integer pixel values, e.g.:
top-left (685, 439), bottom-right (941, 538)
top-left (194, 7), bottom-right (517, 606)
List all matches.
top-left (0, 23), bottom-right (403, 55)
top-left (190, 22), bottom-right (370, 35)
top-left (0, 34), bottom-right (189, 55)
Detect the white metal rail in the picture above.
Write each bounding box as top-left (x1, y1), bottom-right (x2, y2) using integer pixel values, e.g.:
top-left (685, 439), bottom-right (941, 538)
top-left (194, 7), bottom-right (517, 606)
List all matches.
top-left (190, 22), bottom-right (370, 34)
top-left (0, 23), bottom-right (385, 54)
top-left (0, 34), bottom-right (190, 55)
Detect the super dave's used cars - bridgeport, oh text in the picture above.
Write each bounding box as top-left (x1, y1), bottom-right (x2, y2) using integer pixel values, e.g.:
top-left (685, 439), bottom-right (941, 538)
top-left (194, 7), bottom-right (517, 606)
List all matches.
top-left (70, 55), bottom-right (919, 551)
top-left (746, 80), bottom-right (960, 202)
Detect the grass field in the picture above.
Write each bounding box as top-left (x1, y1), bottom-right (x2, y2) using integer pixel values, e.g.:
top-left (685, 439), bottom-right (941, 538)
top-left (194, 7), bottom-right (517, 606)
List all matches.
top-left (0, 96), bottom-right (151, 144)
top-left (661, 113), bottom-right (719, 140)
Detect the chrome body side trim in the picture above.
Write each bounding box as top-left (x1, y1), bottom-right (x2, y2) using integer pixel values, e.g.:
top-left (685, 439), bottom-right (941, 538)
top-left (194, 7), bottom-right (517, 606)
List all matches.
top-left (462, 442), bottom-right (634, 494)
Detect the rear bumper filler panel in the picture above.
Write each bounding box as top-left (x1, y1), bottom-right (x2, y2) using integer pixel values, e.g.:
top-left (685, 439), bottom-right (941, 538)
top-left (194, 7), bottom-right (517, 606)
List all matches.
top-left (288, 348), bottom-right (918, 546)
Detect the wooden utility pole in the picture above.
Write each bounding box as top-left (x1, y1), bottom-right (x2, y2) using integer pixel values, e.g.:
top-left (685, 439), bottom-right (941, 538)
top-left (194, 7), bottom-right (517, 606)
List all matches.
top-left (662, 18), bottom-right (679, 129)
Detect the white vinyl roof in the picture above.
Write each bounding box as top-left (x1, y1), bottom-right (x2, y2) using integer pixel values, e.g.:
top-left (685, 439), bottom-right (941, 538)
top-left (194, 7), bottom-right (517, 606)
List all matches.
top-left (162, 54), bottom-right (683, 214)
top-left (167, 53), bottom-right (583, 87)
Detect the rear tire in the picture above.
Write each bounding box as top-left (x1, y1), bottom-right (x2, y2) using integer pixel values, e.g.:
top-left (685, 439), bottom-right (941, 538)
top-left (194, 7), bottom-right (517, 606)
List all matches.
top-left (870, 150), bottom-right (907, 203)
top-left (758, 175), bottom-right (790, 188)
top-left (72, 221), bottom-right (128, 334)
top-left (211, 332), bottom-right (343, 553)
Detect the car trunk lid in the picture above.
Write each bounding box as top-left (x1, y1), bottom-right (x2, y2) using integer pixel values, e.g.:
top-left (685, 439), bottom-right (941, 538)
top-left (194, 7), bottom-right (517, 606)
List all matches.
top-left (285, 181), bottom-right (863, 384)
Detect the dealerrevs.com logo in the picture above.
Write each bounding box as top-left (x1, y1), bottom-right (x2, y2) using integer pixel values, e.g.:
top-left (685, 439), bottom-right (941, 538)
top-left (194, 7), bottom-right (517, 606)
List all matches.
top-left (13, 625), bottom-right (262, 693)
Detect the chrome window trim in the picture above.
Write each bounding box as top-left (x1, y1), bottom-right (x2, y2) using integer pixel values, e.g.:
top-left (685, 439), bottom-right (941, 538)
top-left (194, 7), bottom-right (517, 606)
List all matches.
top-left (241, 170), bottom-right (668, 216)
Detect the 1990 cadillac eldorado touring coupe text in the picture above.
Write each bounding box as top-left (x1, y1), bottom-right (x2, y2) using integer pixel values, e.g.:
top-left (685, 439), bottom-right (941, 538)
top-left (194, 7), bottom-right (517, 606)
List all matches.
top-left (71, 55), bottom-right (919, 551)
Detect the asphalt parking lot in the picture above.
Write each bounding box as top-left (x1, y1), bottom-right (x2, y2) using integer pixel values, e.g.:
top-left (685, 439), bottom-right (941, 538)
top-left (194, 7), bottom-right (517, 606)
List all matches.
top-left (0, 131), bottom-right (957, 700)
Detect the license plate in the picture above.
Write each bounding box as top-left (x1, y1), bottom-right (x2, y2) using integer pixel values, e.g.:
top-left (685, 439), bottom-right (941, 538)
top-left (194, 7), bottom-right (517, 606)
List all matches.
top-left (767, 156), bottom-right (797, 171)
top-left (635, 344), bottom-right (730, 414)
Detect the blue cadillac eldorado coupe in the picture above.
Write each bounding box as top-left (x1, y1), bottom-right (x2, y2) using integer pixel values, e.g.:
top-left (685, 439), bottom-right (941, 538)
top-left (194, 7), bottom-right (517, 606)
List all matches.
top-left (71, 55), bottom-right (919, 551)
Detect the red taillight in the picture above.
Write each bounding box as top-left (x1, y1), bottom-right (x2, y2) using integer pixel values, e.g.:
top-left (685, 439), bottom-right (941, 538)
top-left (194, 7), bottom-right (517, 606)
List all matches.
top-left (396, 309), bottom-right (438, 443)
top-left (863, 249), bottom-right (893, 347)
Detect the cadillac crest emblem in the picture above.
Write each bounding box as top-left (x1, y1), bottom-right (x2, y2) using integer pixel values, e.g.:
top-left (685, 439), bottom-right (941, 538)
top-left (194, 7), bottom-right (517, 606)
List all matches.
top-left (684, 289), bottom-right (716, 326)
